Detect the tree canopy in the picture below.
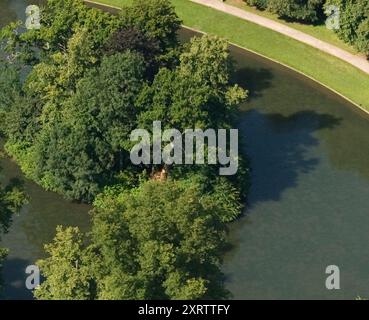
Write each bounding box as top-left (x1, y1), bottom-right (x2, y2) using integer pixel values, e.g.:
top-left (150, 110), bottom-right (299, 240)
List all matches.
top-left (35, 180), bottom-right (229, 300)
top-left (245, 0), bottom-right (324, 22)
top-left (326, 0), bottom-right (369, 56)
top-left (31, 51), bottom-right (146, 201)
top-left (0, 0), bottom-right (250, 299)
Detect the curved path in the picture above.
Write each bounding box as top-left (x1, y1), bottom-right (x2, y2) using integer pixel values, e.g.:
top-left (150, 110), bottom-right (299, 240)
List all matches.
top-left (191, 0), bottom-right (369, 75)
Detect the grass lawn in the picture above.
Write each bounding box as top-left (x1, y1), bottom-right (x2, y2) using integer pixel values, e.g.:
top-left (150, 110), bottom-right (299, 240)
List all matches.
top-left (225, 0), bottom-right (358, 54)
top-left (91, 0), bottom-right (369, 111)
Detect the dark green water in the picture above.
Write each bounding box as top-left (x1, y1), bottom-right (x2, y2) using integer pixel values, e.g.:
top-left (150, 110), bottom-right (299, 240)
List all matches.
top-left (0, 153), bottom-right (91, 300)
top-left (224, 47), bottom-right (369, 299)
top-left (2, 0), bottom-right (369, 300)
top-left (0, 0), bottom-right (44, 26)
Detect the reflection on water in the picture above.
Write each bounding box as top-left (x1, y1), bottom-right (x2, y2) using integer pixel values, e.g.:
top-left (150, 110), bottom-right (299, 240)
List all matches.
top-left (1, 0), bottom-right (369, 300)
top-left (0, 154), bottom-right (91, 300)
top-left (0, 0), bottom-right (18, 27)
top-left (0, 0), bottom-right (44, 28)
top-left (223, 46), bottom-right (369, 300)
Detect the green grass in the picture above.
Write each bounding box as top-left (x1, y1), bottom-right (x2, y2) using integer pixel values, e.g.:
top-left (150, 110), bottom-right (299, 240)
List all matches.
top-left (91, 0), bottom-right (369, 111)
top-left (225, 0), bottom-right (358, 54)
top-left (87, 0), bottom-right (132, 7)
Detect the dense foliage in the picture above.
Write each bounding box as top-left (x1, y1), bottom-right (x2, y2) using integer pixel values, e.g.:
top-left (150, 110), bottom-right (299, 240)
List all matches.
top-left (244, 0), bottom-right (369, 56)
top-left (0, 0), bottom-right (248, 203)
top-left (244, 0), bottom-right (324, 22)
top-left (35, 180), bottom-right (229, 300)
top-left (30, 51), bottom-right (146, 201)
top-left (0, 0), bottom-right (188, 201)
top-left (0, 0), bottom-right (250, 299)
top-left (0, 0), bottom-right (124, 200)
top-left (326, 0), bottom-right (369, 56)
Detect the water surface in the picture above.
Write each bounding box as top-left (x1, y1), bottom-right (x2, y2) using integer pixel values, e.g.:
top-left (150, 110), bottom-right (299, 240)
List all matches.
top-left (223, 46), bottom-right (369, 299)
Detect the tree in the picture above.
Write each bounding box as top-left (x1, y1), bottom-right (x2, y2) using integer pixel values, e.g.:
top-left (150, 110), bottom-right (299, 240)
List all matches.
top-left (136, 35), bottom-right (247, 188)
top-left (170, 157), bottom-right (250, 223)
top-left (104, 27), bottom-right (161, 79)
top-left (244, 0), bottom-right (324, 23)
top-left (23, 0), bottom-right (118, 55)
top-left (92, 180), bottom-right (229, 300)
top-left (35, 180), bottom-right (229, 300)
top-left (0, 0), bottom-right (119, 66)
top-left (24, 27), bottom-right (108, 103)
top-left (119, 0), bottom-right (182, 65)
top-left (34, 226), bottom-right (97, 300)
top-left (137, 35), bottom-right (247, 132)
top-left (0, 63), bottom-right (22, 134)
top-left (325, 0), bottom-right (369, 56)
top-left (31, 52), bottom-right (145, 201)
top-left (268, 0), bottom-right (324, 22)
top-left (1, 0), bottom-right (186, 203)
top-left (135, 35), bottom-right (248, 222)
top-left (245, 0), bottom-right (269, 9)
top-left (1, 1), bottom-right (123, 188)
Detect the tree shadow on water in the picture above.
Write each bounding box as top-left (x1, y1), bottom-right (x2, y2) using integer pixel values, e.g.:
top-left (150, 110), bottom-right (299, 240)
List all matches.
top-left (1, 257), bottom-right (34, 300)
top-left (239, 110), bottom-right (342, 209)
top-left (232, 67), bottom-right (274, 101)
